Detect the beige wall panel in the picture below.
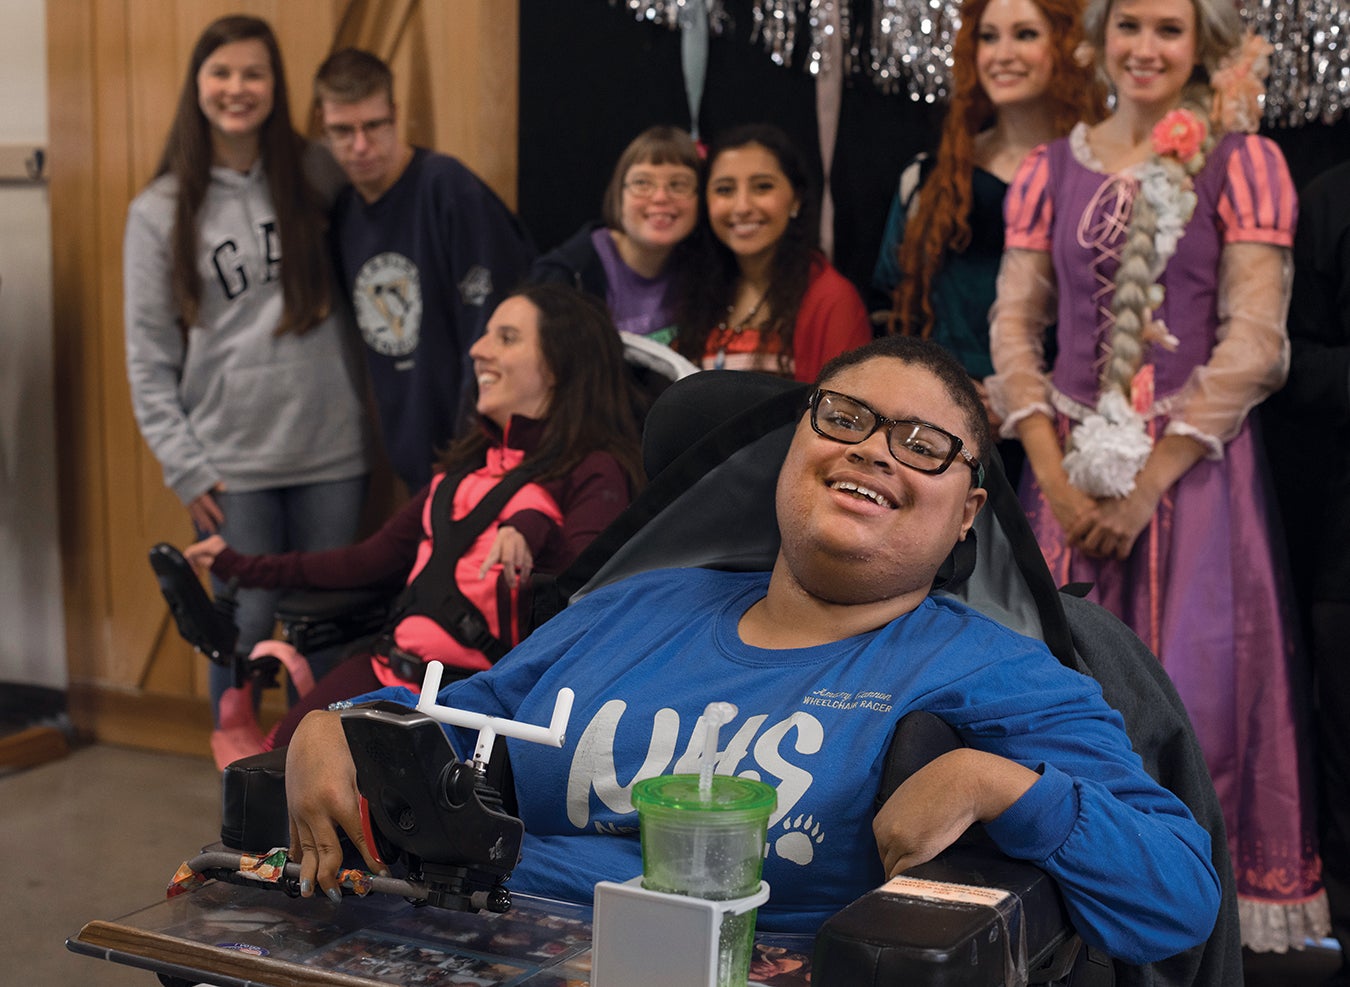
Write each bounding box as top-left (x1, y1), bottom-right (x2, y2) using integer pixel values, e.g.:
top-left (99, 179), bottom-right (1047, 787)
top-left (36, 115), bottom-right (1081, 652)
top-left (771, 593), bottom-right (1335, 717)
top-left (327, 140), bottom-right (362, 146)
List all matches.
top-left (49, 0), bottom-right (110, 688)
top-left (414, 1), bottom-right (519, 208)
top-left (106, 2), bottom-right (178, 682)
top-left (140, 615), bottom-right (194, 693)
top-left (271, 2), bottom-right (345, 125)
top-left (127, 3), bottom-right (180, 190)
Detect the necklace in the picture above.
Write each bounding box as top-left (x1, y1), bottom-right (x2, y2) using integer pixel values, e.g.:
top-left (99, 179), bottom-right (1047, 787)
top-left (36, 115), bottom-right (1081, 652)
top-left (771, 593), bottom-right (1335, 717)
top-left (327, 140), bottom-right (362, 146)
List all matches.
top-left (712, 290), bottom-right (768, 370)
top-left (715, 291), bottom-right (767, 335)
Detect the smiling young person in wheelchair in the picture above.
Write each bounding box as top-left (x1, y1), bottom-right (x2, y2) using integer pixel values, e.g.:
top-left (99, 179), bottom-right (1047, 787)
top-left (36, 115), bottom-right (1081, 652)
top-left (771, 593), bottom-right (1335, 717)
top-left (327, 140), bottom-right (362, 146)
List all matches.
top-left (279, 335), bottom-right (1221, 971)
top-left (183, 283), bottom-right (645, 762)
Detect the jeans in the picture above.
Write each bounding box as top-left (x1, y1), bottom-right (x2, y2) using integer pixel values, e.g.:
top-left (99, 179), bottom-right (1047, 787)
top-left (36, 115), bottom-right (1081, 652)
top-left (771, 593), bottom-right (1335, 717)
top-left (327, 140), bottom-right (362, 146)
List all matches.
top-left (206, 475), bottom-right (368, 725)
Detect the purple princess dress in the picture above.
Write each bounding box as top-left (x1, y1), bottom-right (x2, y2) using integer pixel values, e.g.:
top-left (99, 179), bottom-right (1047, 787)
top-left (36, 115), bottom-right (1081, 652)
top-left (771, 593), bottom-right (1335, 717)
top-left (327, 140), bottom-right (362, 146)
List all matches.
top-left (990, 123), bottom-right (1327, 951)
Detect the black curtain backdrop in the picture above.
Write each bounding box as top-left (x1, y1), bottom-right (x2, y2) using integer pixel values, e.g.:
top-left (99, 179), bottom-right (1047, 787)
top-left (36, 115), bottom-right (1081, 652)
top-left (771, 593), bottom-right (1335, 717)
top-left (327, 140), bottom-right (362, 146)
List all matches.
top-left (517, 0), bottom-right (1350, 310)
top-left (518, 0), bottom-right (941, 308)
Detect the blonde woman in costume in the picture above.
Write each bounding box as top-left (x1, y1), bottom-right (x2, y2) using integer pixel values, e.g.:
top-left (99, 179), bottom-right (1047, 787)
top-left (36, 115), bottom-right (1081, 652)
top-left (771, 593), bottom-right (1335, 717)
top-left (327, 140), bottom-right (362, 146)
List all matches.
top-left (988, 0), bottom-right (1326, 949)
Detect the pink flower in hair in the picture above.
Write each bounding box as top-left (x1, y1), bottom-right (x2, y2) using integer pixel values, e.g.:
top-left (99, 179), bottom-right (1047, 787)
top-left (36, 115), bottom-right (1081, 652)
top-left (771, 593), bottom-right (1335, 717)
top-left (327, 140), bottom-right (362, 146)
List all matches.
top-left (1151, 109), bottom-right (1207, 172)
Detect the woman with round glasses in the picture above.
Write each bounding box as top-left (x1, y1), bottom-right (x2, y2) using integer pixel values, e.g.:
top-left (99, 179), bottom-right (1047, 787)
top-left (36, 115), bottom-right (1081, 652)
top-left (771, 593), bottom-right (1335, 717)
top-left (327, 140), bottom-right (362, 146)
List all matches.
top-left (530, 126), bottom-right (701, 345)
top-left (675, 123), bottom-right (872, 383)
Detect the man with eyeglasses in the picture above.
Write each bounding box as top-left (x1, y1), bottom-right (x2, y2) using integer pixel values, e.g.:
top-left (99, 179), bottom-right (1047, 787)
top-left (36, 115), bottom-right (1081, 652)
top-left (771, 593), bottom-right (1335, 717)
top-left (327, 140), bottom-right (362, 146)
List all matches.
top-left (282, 336), bottom-right (1219, 964)
top-left (314, 48), bottom-right (535, 493)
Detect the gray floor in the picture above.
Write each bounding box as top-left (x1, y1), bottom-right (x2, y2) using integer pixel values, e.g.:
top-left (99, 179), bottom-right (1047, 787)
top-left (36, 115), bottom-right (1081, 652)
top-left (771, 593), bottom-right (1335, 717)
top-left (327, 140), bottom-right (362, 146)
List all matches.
top-left (3, 742), bottom-right (1344, 986)
top-left (1, 743), bottom-right (221, 987)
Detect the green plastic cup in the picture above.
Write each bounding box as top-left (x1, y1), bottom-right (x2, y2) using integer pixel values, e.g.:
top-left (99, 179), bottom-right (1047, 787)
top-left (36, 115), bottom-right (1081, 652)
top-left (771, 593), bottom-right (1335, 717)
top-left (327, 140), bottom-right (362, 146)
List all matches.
top-left (632, 775), bottom-right (777, 986)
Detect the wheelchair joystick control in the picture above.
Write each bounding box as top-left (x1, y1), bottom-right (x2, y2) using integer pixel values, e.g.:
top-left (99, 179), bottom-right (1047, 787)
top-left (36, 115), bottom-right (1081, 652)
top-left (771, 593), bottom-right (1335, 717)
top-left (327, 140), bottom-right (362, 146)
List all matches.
top-left (316, 662), bottom-right (578, 915)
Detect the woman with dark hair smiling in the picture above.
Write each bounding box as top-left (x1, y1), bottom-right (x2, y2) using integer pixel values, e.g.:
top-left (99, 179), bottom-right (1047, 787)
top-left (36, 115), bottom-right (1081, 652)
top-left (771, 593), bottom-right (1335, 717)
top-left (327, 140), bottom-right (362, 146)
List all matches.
top-left (185, 284), bottom-right (643, 755)
top-left (123, 15), bottom-right (370, 739)
top-left (675, 123), bottom-right (871, 382)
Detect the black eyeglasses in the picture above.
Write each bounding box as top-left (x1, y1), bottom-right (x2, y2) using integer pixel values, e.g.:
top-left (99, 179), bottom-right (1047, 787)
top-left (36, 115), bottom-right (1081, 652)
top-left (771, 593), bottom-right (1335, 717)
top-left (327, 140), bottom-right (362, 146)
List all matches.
top-left (323, 117), bottom-right (394, 146)
top-left (809, 388), bottom-right (984, 488)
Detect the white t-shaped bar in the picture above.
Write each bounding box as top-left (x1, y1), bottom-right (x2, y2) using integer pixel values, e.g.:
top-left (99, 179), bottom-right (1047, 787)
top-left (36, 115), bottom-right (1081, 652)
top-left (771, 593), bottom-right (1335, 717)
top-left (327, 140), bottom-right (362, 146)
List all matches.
top-left (415, 660), bottom-right (574, 770)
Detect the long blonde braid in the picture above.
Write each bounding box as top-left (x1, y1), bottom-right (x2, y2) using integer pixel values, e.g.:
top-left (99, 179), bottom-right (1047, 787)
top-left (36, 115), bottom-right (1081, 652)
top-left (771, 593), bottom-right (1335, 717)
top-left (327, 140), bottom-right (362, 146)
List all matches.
top-left (1099, 85), bottom-right (1215, 401)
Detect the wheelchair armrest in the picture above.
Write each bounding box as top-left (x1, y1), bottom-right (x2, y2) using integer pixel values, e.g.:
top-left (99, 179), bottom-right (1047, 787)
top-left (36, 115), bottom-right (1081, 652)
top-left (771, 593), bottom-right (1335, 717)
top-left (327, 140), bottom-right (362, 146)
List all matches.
top-left (220, 747), bottom-right (289, 851)
top-left (813, 843), bottom-right (1082, 987)
top-left (274, 586), bottom-right (396, 655)
top-left (219, 734), bottom-right (519, 859)
top-left (816, 709), bottom-right (1105, 986)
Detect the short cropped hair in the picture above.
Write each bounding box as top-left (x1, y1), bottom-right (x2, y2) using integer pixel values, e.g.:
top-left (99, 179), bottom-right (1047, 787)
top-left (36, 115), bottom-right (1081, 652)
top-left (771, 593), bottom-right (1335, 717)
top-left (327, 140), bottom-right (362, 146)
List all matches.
top-left (816, 336), bottom-right (992, 465)
top-left (314, 47), bottom-right (394, 106)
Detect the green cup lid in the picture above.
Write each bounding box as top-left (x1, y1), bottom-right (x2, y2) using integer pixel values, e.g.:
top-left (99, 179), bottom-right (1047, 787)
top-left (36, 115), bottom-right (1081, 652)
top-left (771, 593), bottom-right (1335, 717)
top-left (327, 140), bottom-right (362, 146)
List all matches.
top-left (631, 774), bottom-right (777, 813)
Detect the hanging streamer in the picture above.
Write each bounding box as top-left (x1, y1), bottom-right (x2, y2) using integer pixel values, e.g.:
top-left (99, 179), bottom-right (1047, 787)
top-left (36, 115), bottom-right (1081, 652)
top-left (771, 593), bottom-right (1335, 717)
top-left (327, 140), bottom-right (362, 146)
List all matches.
top-left (680, 0), bottom-right (711, 141)
top-left (868, 0), bottom-right (963, 103)
top-left (1247, 0), bottom-right (1350, 127)
top-left (815, 1), bottom-right (844, 259)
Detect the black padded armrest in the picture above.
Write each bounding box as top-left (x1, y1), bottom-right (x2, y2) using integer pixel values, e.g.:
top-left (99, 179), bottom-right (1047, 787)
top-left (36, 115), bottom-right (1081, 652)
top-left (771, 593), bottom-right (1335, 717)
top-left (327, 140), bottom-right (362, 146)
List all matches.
top-left (818, 710), bottom-right (1084, 986)
top-left (220, 748), bottom-right (289, 852)
top-left (813, 844), bottom-right (1077, 987)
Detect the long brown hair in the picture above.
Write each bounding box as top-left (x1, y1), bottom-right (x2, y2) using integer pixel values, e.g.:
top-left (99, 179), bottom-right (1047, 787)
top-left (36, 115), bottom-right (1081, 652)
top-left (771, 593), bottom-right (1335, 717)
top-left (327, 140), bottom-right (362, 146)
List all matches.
top-left (437, 284), bottom-right (646, 494)
top-left (156, 15), bottom-right (331, 335)
top-left (674, 123), bottom-right (819, 374)
top-left (893, 0), bottom-right (1101, 338)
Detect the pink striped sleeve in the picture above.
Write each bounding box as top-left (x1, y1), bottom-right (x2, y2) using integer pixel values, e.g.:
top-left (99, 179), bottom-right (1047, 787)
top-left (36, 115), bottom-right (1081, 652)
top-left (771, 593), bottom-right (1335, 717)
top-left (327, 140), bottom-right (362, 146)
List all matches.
top-left (1004, 144), bottom-right (1054, 251)
top-left (1216, 135), bottom-right (1296, 247)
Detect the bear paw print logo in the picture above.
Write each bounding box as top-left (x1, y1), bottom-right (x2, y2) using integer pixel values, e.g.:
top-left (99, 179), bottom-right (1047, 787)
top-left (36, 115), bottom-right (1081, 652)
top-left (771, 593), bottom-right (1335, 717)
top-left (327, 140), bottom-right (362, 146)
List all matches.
top-left (773, 815), bottom-right (825, 865)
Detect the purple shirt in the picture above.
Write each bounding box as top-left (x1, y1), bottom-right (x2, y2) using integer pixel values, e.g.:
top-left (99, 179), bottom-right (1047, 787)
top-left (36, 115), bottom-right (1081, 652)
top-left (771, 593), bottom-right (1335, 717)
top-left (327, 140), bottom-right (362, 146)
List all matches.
top-left (591, 228), bottom-right (677, 343)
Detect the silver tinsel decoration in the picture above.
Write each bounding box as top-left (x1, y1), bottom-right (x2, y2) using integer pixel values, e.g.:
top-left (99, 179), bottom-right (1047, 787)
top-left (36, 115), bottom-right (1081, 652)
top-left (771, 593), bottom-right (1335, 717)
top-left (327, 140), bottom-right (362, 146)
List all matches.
top-left (613, 0), bottom-right (725, 29)
top-left (808, 1), bottom-right (859, 77)
top-left (614, 0), bottom-right (1350, 126)
top-left (1246, 0), bottom-right (1350, 126)
top-left (749, 0), bottom-right (857, 76)
top-left (868, 0), bottom-right (961, 102)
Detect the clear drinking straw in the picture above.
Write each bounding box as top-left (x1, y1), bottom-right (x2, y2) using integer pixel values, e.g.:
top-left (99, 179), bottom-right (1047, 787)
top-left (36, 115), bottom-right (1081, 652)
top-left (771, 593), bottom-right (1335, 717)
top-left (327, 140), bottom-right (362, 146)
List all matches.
top-left (698, 702), bottom-right (738, 800)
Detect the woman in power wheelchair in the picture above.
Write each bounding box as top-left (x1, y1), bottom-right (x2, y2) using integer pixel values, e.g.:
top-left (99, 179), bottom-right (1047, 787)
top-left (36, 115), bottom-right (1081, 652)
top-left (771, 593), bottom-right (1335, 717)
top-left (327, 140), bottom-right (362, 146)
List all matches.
top-left (182, 283), bottom-right (645, 763)
top-left (273, 337), bottom-right (1233, 985)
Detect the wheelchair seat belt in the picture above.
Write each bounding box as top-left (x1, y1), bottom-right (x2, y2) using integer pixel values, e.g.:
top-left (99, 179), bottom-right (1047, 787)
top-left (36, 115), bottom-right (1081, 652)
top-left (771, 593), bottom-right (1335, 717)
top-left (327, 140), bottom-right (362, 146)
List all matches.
top-left (379, 462), bottom-right (544, 677)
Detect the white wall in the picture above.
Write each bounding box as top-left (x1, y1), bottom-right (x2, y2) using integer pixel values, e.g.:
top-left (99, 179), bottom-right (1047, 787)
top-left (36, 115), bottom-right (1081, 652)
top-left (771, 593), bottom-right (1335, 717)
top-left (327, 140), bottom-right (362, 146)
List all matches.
top-left (0, 0), bottom-right (65, 690)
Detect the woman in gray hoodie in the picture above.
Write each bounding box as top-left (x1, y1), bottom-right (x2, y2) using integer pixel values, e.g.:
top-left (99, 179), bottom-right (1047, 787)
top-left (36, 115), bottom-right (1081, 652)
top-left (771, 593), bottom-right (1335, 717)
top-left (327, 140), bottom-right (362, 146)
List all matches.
top-left (123, 14), bottom-right (371, 737)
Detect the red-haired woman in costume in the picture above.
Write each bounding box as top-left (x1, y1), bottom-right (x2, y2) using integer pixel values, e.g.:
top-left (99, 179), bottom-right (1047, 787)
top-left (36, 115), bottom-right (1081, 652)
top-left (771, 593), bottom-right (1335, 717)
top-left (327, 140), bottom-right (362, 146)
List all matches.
top-left (873, 0), bottom-right (1102, 485)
